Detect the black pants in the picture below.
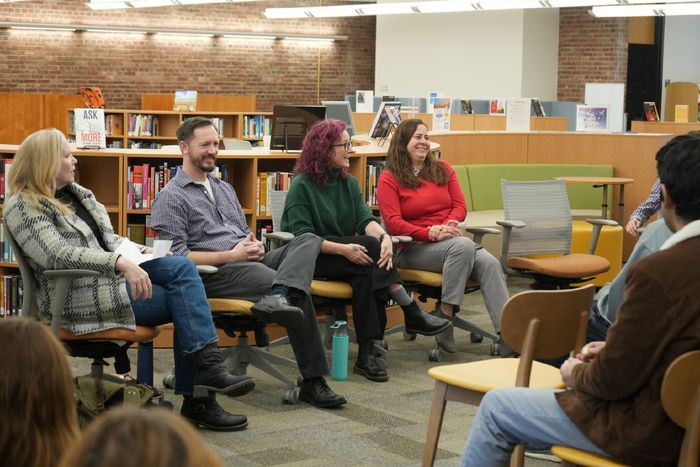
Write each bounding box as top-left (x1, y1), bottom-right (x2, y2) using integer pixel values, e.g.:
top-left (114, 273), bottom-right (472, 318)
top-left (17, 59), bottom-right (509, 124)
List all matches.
top-left (314, 235), bottom-right (401, 343)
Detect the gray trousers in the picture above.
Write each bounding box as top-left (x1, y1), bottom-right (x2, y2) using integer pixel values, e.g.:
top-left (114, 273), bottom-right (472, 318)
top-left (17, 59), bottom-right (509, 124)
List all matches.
top-left (395, 236), bottom-right (508, 331)
top-left (202, 232), bottom-right (329, 379)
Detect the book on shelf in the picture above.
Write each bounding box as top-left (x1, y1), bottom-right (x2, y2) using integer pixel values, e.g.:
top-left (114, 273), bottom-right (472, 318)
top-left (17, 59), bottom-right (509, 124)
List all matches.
top-left (460, 99), bottom-right (473, 115)
top-left (432, 97), bottom-right (451, 131)
top-left (173, 90), bottom-right (197, 112)
top-left (0, 274), bottom-right (22, 318)
top-left (643, 101), bottom-right (659, 122)
top-left (1, 159), bottom-right (12, 202)
top-left (365, 160), bottom-right (386, 205)
top-left (532, 98), bottom-right (546, 117)
top-left (127, 223), bottom-right (146, 245)
top-left (576, 105), bottom-right (609, 132)
top-left (127, 162), bottom-right (178, 209)
top-left (74, 108), bottom-right (107, 149)
top-left (675, 104), bottom-right (689, 123)
top-left (489, 99), bottom-right (506, 115)
top-left (256, 172), bottom-right (293, 215)
top-left (105, 113), bottom-right (123, 136)
top-left (144, 215), bottom-right (158, 247)
top-left (127, 114), bottom-right (160, 137)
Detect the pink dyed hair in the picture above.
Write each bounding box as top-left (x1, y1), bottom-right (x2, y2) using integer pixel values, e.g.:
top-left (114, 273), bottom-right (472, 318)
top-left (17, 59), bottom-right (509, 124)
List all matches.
top-left (294, 119), bottom-right (348, 186)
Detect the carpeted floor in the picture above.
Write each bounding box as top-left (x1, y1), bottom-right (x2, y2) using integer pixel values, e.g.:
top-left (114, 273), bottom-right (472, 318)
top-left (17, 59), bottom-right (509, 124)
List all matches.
top-left (69, 277), bottom-right (561, 466)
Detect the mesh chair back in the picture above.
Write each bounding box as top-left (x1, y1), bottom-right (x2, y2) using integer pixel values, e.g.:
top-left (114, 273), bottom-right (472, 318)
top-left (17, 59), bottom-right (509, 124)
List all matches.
top-left (268, 190), bottom-right (288, 231)
top-left (4, 225), bottom-right (38, 319)
top-left (501, 179), bottom-right (572, 256)
top-left (223, 139), bottom-right (253, 150)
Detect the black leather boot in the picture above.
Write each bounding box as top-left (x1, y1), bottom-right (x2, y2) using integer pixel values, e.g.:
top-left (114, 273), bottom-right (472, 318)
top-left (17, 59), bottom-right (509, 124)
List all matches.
top-left (353, 340), bottom-right (389, 382)
top-left (402, 302), bottom-right (450, 336)
top-left (181, 395), bottom-right (248, 431)
top-left (192, 343), bottom-right (256, 397)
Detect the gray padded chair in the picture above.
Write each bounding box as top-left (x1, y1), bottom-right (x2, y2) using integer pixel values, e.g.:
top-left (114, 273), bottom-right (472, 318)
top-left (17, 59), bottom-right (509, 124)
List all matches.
top-left (223, 139), bottom-right (253, 150)
top-left (498, 179), bottom-right (615, 289)
top-left (4, 225), bottom-right (159, 385)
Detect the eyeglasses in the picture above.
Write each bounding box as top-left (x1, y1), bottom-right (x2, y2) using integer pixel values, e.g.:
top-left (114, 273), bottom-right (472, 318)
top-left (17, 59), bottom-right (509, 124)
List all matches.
top-left (333, 141), bottom-right (352, 151)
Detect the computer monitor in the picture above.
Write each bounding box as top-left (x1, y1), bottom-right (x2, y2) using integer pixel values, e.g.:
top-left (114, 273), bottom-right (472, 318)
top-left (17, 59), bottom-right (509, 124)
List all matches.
top-left (321, 100), bottom-right (355, 137)
top-left (367, 101), bottom-right (402, 139)
top-left (270, 104), bottom-right (327, 151)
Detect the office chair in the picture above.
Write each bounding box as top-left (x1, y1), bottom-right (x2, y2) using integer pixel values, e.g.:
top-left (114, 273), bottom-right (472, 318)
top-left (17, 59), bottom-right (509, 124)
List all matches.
top-left (159, 268), bottom-right (301, 404)
top-left (159, 144), bottom-right (180, 151)
top-left (223, 138), bottom-right (254, 150)
top-left (264, 190), bottom-right (387, 365)
top-left (422, 284), bottom-right (595, 467)
top-left (551, 349), bottom-right (700, 467)
top-left (385, 224), bottom-right (503, 361)
top-left (498, 180), bottom-right (614, 289)
top-left (5, 226), bottom-right (160, 386)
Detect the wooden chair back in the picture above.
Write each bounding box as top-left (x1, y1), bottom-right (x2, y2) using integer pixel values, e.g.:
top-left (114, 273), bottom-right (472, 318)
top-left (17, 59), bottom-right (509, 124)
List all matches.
top-left (499, 284), bottom-right (595, 387)
top-left (662, 350), bottom-right (700, 467)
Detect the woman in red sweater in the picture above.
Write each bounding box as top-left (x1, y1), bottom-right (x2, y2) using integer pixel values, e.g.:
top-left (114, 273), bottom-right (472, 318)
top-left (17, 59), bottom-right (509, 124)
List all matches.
top-left (377, 119), bottom-right (509, 353)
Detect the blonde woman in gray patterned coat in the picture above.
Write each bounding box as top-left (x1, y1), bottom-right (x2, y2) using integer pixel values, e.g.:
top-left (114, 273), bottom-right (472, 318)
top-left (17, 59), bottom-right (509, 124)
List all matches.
top-left (4, 128), bottom-right (251, 432)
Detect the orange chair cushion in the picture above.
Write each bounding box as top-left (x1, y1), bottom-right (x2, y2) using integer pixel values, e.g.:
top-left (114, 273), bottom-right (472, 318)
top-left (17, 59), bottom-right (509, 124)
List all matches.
top-left (59, 325), bottom-right (160, 342)
top-left (207, 298), bottom-right (255, 315)
top-left (310, 279), bottom-right (353, 299)
top-left (398, 268), bottom-right (479, 289)
top-left (507, 253), bottom-right (610, 279)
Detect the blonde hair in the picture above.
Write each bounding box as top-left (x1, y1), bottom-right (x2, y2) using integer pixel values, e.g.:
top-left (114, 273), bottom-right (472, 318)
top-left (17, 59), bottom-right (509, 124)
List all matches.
top-left (59, 407), bottom-right (225, 467)
top-left (8, 128), bottom-right (72, 215)
top-left (0, 318), bottom-right (79, 467)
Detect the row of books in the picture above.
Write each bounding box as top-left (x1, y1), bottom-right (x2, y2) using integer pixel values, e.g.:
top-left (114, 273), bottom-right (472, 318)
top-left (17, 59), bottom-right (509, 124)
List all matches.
top-left (0, 274), bottom-right (23, 318)
top-left (128, 141), bottom-right (166, 149)
top-left (365, 161), bottom-right (386, 206)
top-left (126, 215), bottom-right (159, 247)
top-left (0, 218), bottom-right (16, 263)
top-left (126, 163), bottom-right (178, 210)
top-left (127, 114), bottom-right (161, 137)
top-left (0, 158), bottom-right (12, 204)
top-left (106, 114), bottom-right (124, 136)
top-left (242, 115), bottom-right (272, 139)
top-left (256, 171), bottom-right (293, 216)
top-left (183, 116), bottom-right (226, 136)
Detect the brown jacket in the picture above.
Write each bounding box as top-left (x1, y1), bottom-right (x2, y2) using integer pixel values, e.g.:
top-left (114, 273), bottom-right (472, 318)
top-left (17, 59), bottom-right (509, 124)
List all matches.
top-left (556, 233), bottom-right (700, 466)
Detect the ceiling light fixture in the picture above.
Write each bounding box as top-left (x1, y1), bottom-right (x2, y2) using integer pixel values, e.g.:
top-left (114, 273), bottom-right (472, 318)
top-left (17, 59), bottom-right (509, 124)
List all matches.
top-left (591, 1), bottom-right (700, 15)
top-left (263, 0), bottom-right (700, 18)
top-left (85, 0), bottom-right (259, 9)
top-left (0, 21), bottom-right (347, 41)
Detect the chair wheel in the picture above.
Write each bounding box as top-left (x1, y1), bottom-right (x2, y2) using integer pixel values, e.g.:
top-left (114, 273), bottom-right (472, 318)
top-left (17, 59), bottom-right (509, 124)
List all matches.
top-left (470, 332), bottom-right (484, 343)
top-left (403, 330), bottom-right (417, 341)
top-left (162, 373), bottom-right (176, 389)
top-left (490, 342), bottom-right (501, 356)
top-left (283, 388), bottom-right (298, 404)
top-left (429, 348), bottom-right (440, 362)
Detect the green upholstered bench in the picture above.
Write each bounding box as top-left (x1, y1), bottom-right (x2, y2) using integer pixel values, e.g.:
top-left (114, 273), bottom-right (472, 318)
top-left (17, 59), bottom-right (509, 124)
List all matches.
top-left (453, 163), bottom-right (622, 286)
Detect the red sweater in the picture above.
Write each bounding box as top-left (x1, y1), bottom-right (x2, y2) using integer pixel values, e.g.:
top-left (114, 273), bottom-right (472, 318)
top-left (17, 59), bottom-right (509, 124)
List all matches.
top-left (377, 161), bottom-right (467, 243)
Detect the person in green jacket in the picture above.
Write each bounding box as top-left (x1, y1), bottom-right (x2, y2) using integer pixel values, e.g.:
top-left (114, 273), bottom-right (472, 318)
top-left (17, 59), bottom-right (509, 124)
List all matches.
top-left (281, 119), bottom-right (449, 382)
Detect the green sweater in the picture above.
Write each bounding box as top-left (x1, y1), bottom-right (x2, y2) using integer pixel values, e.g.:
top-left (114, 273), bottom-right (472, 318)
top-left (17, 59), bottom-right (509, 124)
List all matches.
top-left (282, 170), bottom-right (376, 239)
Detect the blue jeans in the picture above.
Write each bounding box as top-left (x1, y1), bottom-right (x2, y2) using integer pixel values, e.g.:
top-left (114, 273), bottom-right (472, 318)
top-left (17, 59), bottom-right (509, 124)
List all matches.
top-left (461, 388), bottom-right (610, 467)
top-left (128, 256), bottom-right (218, 396)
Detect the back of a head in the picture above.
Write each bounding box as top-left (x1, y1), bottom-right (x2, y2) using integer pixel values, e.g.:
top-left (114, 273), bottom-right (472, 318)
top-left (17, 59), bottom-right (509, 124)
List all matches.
top-left (656, 134), bottom-right (700, 222)
top-left (58, 407), bottom-right (224, 467)
top-left (0, 317), bottom-right (78, 467)
top-left (8, 128), bottom-right (64, 199)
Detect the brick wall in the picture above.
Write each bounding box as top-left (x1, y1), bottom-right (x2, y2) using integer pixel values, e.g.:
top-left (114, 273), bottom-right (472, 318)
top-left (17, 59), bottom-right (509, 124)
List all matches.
top-left (0, 1), bottom-right (375, 110)
top-left (558, 8), bottom-right (629, 102)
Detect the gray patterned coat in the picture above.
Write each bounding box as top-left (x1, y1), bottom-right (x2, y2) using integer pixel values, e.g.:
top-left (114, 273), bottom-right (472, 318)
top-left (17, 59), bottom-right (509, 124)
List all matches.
top-left (4, 183), bottom-right (135, 335)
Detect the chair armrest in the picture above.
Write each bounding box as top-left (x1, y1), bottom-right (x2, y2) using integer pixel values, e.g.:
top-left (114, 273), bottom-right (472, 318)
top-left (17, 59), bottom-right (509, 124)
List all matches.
top-left (496, 220), bottom-right (526, 229)
top-left (196, 264), bottom-right (219, 275)
top-left (584, 219), bottom-right (619, 255)
top-left (391, 235), bottom-right (413, 243)
top-left (43, 269), bottom-right (101, 336)
top-left (265, 231), bottom-right (295, 243)
top-left (496, 220), bottom-right (526, 277)
top-left (463, 226), bottom-right (501, 244)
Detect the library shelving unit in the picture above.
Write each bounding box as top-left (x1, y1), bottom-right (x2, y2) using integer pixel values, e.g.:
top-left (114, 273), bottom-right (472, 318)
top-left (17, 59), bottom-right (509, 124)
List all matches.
top-left (67, 109), bottom-right (272, 150)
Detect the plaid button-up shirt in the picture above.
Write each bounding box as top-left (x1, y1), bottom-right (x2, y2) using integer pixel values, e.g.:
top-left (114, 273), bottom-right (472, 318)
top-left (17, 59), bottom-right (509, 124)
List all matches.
top-left (151, 169), bottom-right (250, 256)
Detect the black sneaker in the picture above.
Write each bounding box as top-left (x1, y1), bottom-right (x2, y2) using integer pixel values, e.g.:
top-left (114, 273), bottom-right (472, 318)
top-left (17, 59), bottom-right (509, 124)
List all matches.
top-left (299, 377), bottom-right (347, 409)
top-left (181, 395), bottom-right (248, 432)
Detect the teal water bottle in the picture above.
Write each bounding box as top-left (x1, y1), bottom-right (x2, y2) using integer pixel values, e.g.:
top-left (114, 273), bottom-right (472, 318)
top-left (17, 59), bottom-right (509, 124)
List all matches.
top-left (331, 320), bottom-right (349, 381)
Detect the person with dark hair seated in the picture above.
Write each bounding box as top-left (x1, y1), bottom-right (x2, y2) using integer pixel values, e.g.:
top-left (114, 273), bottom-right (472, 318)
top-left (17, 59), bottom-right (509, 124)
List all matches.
top-left (5, 128), bottom-right (253, 432)
top-left (460, 133), bottom-right (700, 466)
top-left (0, 318), bottom-right (79, 467)
top-left (281, 119), bottom-right (450, 383)
top-left (377, 118), bottom-right (509, 353)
